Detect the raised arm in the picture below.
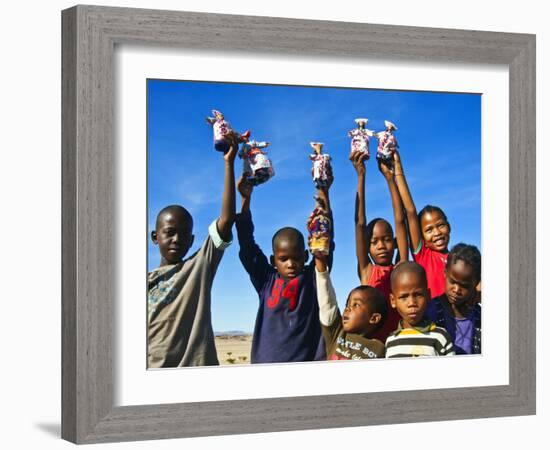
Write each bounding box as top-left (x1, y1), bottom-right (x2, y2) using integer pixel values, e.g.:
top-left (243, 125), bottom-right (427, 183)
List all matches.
top-left (350, 151), bottom-right (372, 284)
top-left (216, 136), bottom-right (238, 241)
top-left (238, 175), bottom-right (253, 214)
top-left (393, 150), bottom-right (422, 252)
top-left (314, 253), bottom-right (339, 327)
top-left (379, 162), bottom-right (409, 263)
top-left (235, 177), bottom-right (271, 293)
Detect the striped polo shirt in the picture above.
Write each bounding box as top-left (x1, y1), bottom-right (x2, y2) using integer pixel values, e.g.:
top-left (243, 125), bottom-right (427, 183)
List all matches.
top-left (385, 319), bottom-right (455, 358)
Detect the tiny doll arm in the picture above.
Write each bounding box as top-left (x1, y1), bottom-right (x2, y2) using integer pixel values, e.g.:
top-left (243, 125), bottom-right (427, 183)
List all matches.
top-left (254, 141), bottom-right (270, 149)
top-left (392, 150), bottom-right (422, 252)
top-left (350, 151), bottom-right (372, 284)
top-left (379, 162), bottom-right (409, 262)
top-left (216, 136), bottom-right (238, 241)
top-left (205, 116), bottom-right (216, 125)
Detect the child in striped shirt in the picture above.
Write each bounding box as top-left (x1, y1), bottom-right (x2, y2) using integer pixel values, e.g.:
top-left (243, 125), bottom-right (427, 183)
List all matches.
top-left (386, 261), bottom-right (455, 358)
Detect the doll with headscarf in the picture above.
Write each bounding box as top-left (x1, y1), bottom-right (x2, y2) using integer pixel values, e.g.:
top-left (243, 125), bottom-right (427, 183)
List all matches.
top-left (348, 118), bottom-right (375, 160)
top-left (374, 120), bottom-right (399, 164)
top-left (309, 142), bottom-right (332, 189)
top-left (307, 196), bottom-right (332, 256)
top-left (205, 109), bottom-right (250, 153)
top-left (239, 137), bottom-right (275, 186)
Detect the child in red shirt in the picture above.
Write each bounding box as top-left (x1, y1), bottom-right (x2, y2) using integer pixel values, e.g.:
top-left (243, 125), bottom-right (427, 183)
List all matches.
top-left (350, 151), bottom-right (409, 342)
top-left (392, 151), bottom-right (451, 299)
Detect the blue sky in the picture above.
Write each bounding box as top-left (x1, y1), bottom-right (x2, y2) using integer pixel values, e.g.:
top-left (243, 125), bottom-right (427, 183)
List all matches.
top-left (148, 79), bottom-right (481, 332)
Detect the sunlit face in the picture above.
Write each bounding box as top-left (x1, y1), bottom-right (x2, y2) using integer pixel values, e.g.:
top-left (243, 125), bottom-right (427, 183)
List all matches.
top-left (342, 290), bottom-right (379, 334)
top-left (420, 211), bottom-right (450, 252)
top-left (272, 240), bottom-right (307, 280)
top-left (369, 220), bottom-right (395, 266)
top-left (390, 271), bottom-right (429, 328)
top-left (152, 211), bottom-right (194, 265)
top-left (445, 260), bottom-right (478, 307)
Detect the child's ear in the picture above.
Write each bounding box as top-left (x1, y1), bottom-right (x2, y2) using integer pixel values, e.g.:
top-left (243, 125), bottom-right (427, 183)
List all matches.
top-left (269, 255), bottom-right (275, 267)
top-left (151, 230), bottom-right (158, 244)
top-left (389, 293), bottom-right (396, 309)
top-left (304, 250), bottom-right (309, 263)
top-left (369, 312), bottom-right (382, 325)
top-left (189, 234), bottom-right (195, 249)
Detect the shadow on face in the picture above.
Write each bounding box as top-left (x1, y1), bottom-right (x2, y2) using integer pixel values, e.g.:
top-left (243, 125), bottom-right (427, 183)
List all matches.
top-left (270, 229), bottom-right (307, 279)
top-left (151, 206), bottom-right (194, 265)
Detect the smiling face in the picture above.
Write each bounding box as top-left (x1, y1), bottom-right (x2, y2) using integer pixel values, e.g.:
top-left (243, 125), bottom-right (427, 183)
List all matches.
top-left (390, 269), bottom-right (429, 329)
top-left (369, 220), bottom-right (395, 266)
top-left (445, 259), bottom-right (477, 307)
top-left (420, 210), bottom-right (450, 252)
top-left (151, 207), bottom-right (194, 266)
top-left (342, 289), bottom-right (381, 335)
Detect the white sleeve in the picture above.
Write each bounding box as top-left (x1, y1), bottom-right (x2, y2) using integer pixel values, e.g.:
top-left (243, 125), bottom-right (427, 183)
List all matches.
top-left (208, 220), bottom-right (233, 250)
top-left (315, 267), bottom-right (340, 327)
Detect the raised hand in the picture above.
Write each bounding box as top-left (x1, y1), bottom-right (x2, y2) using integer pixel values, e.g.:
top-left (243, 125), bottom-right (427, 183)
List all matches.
top-left (349, 150), bottom-right (366, 177)
top-left (378, 160), bottom-right (394, 180)
top-left (223, 134), bottom-right (239, 164)
top-left (237, 176), bottom-right (253, 200)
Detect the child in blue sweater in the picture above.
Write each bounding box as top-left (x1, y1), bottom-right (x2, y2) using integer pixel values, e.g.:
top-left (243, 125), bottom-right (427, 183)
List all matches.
top-left (235, 177), bottom-right (333, 363)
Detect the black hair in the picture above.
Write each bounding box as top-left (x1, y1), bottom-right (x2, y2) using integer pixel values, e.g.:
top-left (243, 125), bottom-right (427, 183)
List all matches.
top-left (390, 261), bottom-right (428, 292)
top-left (446, 243), bottom-right (482, 283)
top-left (155, 205), bottom-right (193, 230)
top-left (346, 285), bottom-right (388, 332)
top-left (418, 205), bottom-right (448, 225)
top-left (272, 227), bottom-right (305, 252)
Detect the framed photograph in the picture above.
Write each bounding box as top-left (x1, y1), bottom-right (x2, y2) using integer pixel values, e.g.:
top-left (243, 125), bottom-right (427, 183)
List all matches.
top-left (62, 5), bottom-right (535, 444)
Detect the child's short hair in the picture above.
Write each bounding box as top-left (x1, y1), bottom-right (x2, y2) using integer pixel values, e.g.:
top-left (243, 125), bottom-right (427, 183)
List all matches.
top-left (346, 285), bottom-right (388, 331)
top-left (272, 227), bottom-right (305, 251)
top-left (446, 243), bottom-right (481, 283)
top-left (155, 204), bottom-right (193, 229)
top-left (418, 205), bottom-right (448, 224)
top-left (390, 261), bottom-right (428, 291)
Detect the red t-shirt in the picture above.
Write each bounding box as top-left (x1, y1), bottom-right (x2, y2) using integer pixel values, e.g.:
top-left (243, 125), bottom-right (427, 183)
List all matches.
top-left (412, 240), bottom-right (448, 299)
top-left (367, 264), bottom-right (400, 342)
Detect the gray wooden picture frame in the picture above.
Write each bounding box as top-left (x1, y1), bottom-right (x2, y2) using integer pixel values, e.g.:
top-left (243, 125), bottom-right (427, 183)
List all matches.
top-left (61, 4), bottom-right (536, 444)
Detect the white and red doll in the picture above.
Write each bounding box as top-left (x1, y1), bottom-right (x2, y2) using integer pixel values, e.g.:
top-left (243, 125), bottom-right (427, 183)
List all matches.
top-left (309, 142), bottom-right (332, 189)
top-left (205, 109), bottom-right (250, 153)
top-left (239, 138), bottom-right (275, 186)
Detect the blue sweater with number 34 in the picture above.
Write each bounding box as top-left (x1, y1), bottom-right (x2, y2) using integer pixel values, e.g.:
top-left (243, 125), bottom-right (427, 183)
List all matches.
top-left (235, 210), bottom-right (330, 364)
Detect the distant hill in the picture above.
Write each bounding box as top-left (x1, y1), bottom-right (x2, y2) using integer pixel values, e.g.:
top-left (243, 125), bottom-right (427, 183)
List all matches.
top-left (214, 330), bottom-right (252, 337)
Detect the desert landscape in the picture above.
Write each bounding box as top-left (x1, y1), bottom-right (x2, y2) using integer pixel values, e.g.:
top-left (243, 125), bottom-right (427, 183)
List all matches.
top-left (215, 332), bottom-right (253, 365)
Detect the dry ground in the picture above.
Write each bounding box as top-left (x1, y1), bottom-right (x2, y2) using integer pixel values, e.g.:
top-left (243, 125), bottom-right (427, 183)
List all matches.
top-left (215, 334), bottom-right (253, 365)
